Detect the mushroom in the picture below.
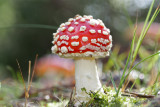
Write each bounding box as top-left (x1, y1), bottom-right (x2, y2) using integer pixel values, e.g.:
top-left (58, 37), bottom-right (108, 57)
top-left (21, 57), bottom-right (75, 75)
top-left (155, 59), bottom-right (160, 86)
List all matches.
top-left (51, 15), bottom-right (112, 105)
top-left (35, 55), bottom-right (75, 87)
top-left (35, 55), bottom-right (74, 77)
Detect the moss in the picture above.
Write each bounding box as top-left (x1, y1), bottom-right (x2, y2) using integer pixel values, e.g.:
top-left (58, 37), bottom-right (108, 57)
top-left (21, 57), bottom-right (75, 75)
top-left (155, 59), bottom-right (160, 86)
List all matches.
top-left (40, 100), bottom-right (69, 107)
top-left (78, 86), bottom-right (145, 107)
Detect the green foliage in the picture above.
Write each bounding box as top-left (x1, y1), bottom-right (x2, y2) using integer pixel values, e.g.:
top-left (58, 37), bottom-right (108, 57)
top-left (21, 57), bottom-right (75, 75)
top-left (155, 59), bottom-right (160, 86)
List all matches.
top-left (116, 0), bottom-right (160, 96)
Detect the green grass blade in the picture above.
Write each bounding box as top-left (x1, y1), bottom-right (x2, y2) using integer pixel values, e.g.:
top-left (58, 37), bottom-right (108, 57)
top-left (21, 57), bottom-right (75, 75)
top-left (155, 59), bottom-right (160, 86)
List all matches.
top-left (129, 77), bottom-right (139, 92)
top-left (16, 71), bottom-right (23, 84)
top-left (0, 24), bottom-right (58, 30)
top-left (129, 80), bottom-right (136, 92)
top-left (153, 55), bottom-right (160, 84)
top-left (141, 7), bottom-right (160, 42)
top-left (124, 6), bottom-right (160, 87)
top-left (118, 1), bottom-right (160, 94)
top-left (139, 0), bottom-right (155, 36)
top-left (116, 26), bottom-right (137, 96)
top-left (123, 51), bottom-right (160, 85)
top-left (123, 7), bottom-right (133, 28)
top-left (6, 66), bottom-right (17, 79)
top-left (110, 72), bottom-right (117, 92)
top-left (110, 52), bottom-right (120, 71)
top-left (132, 0), bottom-right (156, 60)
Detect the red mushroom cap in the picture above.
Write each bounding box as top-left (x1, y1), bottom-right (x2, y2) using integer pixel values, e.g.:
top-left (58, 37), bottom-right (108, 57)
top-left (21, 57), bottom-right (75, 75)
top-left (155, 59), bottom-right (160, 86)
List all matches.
top-left (51, 15), bottom-right (112, 58)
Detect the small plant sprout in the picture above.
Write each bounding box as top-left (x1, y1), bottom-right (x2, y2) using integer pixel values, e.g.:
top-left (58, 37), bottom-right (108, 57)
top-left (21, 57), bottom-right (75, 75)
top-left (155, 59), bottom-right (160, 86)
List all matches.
top-left (51, 15), bottom-right (112, 105)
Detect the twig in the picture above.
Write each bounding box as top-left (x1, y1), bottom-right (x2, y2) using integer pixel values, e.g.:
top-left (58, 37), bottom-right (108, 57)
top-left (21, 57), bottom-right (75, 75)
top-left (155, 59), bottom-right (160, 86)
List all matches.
top-left (123, 91), bottom-right (155, 98)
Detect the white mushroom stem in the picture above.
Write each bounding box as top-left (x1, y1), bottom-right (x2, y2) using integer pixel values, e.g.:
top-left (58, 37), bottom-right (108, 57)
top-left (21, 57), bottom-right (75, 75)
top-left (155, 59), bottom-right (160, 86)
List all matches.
top-left (74, 58), bottom-right (104, 105)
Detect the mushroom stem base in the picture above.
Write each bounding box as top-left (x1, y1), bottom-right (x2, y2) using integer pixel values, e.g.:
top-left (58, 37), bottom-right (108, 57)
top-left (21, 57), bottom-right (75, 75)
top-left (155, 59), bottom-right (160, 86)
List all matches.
top-left (74, 58), bottom-right (103, 105)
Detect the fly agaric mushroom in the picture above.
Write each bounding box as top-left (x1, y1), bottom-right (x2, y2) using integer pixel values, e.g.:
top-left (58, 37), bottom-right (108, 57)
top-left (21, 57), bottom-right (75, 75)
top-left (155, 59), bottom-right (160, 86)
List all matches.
top-left (35, 55), bottom-right (75, 87)
top-left (35, 55), bottom-right (74, 77)
top-left (51, 15), bottom-right (112, 105)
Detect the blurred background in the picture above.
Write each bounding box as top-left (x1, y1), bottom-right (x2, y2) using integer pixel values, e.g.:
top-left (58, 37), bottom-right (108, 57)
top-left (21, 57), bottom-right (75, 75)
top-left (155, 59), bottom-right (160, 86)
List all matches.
top-left (1, 0), bottom-right (160, 106)
top-left (0, 0), bottom-right (159, 79)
